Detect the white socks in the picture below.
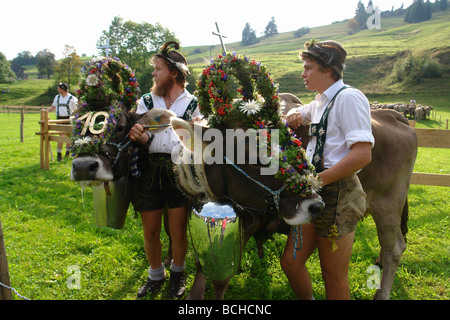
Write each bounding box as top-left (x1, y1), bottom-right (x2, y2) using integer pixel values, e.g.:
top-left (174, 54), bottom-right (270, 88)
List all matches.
top-left (149, 263), bottom-right (166, 281)
top-left (149, 260), bottom-right (185, 280)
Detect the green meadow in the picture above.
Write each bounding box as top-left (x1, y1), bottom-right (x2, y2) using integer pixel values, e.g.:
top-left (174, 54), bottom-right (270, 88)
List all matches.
top-left (0, 112), bottom-right (448, 300)
top-left (0, 10), bottom-right (449, 300)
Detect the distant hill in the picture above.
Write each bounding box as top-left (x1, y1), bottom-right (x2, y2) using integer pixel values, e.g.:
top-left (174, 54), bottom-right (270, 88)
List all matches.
top-left (184, 10), bottom-right (450, 99)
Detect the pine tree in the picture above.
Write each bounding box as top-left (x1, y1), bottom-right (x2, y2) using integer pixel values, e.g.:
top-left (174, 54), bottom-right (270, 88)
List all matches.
top-left (242, 23), bottom-right (258, 46)
top-left (264, 17), bottom-right (278, 37)
top-left (405, 0), bottom-right (433, 23)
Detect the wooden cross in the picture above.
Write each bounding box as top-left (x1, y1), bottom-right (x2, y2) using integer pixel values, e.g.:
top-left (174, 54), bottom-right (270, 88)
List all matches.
top-left (97, 38), bottom-right (118, 57)
top-left (212, 22), bottom-right (227, 53)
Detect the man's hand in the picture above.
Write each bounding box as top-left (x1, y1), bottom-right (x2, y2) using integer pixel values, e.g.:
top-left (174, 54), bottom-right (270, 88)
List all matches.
top-left (286, 108), bottom-right (303, 129)
top-left (129, 124), bottom-right (149, 144)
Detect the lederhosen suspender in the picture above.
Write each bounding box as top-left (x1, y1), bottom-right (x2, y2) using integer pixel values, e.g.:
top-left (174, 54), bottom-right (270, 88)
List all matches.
top-left (56, 94), bottom-right (72, 118)
top-left (309, 86), bottom-right (350, 173)
top-left (130, 94), bottom-right (198, 178)
top-left (142, 93), bottom-right (198, 121)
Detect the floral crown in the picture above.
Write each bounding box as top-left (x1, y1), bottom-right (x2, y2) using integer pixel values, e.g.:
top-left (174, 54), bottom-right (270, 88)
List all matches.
top-left (196, 52), bottom-right (320, 196)
top-left (71, 57), bottom-right (140, 156)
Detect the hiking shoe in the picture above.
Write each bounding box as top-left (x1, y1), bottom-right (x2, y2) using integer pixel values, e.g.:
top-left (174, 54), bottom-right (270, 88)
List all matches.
top-left (169, 271), bottom-right (185, 298)
top-left (137, 277), bottom-right (165, 298)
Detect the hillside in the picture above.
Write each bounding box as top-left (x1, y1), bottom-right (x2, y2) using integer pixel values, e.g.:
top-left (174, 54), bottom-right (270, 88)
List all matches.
top-left (1, 11), bottom-right (449, 114)
top-left (184, 11), bottom-right (450, 102)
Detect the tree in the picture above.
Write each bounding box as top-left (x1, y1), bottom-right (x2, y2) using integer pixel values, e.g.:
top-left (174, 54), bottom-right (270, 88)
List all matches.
top-left (242, 23), bottom-right (258, 46)
top-left (293, 26), bottom-right (310, 38)
top-left (354, 0), bottom-right (369, 30)
top-left (12, 51), bottom-right (37, 66)
top-left (438, 0), bottom-right (447, 11)
top-left (264, 17), bottom-right (278, 37)
top-left (54, 45), bottom-right (84, 91)
top-left (347, 18), bottom-right (359, 34)
top-left (0, 52), bottom-right (16, 83)
top-left (97, 17), bottom-right (178, 72)
top-left (36, 49), bottom-right (56, 79)
top-left (405, 0), bottom-right (432, 23)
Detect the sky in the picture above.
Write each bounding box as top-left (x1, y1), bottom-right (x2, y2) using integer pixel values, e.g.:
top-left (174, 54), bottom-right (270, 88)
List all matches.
top-left (1, 0), bottom-right (414, 61)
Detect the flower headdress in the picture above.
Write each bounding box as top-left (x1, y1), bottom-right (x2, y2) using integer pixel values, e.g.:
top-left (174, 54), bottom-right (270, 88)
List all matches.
top-left (71, 57), bottom-right (140, 156)
top-left (196, 52), bottom-right (321, 196)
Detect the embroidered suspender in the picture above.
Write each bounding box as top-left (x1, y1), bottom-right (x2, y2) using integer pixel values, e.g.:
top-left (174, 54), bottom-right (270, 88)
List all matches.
top-left (56, 94), bottom-right (72, 118)
top-left (308, 86), bottom-right (350, 173)
top-left (142, 93), bottom-right (198, 121)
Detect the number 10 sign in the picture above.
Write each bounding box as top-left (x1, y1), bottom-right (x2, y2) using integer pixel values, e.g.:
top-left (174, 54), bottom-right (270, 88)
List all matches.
top-left (76, 111), bottom-right (110, 135)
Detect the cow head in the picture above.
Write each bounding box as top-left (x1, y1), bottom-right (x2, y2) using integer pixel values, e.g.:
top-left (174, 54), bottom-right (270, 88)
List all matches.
top-left (70, 107), bottom-right (175, 185)
top-left (171, 118), bottom-right (324, 226)
top-left (70, 106), bottom-right (136, 184)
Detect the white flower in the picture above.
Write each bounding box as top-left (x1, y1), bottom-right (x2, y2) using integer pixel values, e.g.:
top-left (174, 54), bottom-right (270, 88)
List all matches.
top-left (86, 74), bottom-right (99, 87)
top-left (239, 100), bottom-right (261, 115)
top-left (74, 136), bottom-right (92, 146)
top-left (308, 173), bottom-right (323, 192)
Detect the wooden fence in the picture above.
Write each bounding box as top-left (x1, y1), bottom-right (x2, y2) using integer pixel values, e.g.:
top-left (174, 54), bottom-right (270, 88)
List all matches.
top-left (35, 109), bottom-right (72, 170)
top-left (32, 111), bottom-right (450, 187)
top-left (0, 106), bottom-right (43, 114)
top-left (410, 127), bottom-right (450, 187)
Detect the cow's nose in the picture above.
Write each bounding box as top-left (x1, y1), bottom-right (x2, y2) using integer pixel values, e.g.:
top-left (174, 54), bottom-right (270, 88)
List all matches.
top-left (309, 201), bottom-right (325, 222)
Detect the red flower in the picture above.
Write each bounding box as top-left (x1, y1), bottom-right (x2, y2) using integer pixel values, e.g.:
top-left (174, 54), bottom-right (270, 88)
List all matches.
top-left (293, 139), bottom-right (302, 147)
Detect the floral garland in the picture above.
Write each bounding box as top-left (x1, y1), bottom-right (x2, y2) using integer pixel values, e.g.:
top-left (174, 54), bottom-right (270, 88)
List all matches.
top-left (195, 52), bottom-right (320, 196)
top-left (71, 57), bottom-right (140, 156)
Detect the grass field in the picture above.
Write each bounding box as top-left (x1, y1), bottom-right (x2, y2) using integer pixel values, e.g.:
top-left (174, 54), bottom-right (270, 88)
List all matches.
top-left (0, 112), bottom-right (448, 300)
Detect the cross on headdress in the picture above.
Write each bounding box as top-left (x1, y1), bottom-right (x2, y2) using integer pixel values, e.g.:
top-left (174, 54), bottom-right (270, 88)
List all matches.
top-left (97, 38), bottom-right (118, 57)
top-left (212, 22), bottom-right (227, 53)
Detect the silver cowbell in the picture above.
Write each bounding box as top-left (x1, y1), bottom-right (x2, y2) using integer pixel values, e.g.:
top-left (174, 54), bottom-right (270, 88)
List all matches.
top-left (189, 202), bottom-right (243, 281)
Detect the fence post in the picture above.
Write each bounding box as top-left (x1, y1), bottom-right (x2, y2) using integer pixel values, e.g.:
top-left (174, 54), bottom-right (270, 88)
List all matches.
top-left (38, 109), bottom-right (50, 170)
top-left (0, 218), bottom-right (12, 300)
top-left (20, 108), bottom-right (24, 143)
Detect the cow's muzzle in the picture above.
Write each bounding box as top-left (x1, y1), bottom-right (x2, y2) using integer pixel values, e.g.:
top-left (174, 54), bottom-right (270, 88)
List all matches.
top-left (71, 156), bottom-right (113, 182)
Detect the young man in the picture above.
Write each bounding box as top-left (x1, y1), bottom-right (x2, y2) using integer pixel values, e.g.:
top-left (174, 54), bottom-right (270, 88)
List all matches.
top-left (129, 42), bottom-right (200, 299)
top-left (48, 83), bottom-right (78, 160)
top-left (283, 40), bottom-right (374, 300)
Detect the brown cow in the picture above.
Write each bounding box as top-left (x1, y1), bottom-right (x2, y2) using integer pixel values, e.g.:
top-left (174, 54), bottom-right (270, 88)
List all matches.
top-left (171, 97), bottom-right (417, 300)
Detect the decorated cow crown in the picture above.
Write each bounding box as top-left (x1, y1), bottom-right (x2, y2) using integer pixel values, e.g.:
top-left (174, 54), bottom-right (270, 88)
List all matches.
top-left (71, 57), bottom-right (141, 156)
top-left (196, 52), bottom-right (320, 196)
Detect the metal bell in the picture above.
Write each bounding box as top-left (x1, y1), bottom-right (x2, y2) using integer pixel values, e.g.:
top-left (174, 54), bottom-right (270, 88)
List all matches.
top-left (189, 202), bottom-right (243, 281)
top-left (92, 176), bottom-right (131, 229)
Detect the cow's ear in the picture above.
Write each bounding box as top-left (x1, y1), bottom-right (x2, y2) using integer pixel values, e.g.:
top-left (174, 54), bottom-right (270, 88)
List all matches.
top-left (171, 118), bottom-right (199, 151)
top-left (138, 109), bottom-right (175, 133)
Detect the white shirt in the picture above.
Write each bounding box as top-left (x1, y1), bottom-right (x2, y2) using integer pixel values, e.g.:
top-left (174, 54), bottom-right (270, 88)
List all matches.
top-left (136, 89), bottom-right (201, 154)
top-left (296, 80), bottom-right (374, 169)
top-left (52, 93), bottom-right (78, 117)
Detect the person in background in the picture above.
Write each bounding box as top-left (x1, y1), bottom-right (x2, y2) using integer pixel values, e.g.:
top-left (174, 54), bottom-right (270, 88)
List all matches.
top-left (48, 83), bottom-right (78, 161)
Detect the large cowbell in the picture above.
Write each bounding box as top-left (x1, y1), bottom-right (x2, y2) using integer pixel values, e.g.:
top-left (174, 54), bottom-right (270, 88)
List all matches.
top-left (189, 202), bottom-right (243, 281)
top-left (92, 176), bottom-right (131, 229)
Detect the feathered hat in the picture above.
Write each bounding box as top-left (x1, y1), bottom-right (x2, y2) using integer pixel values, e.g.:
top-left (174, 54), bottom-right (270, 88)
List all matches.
top-left (154, 41), bottom-right (190, 76)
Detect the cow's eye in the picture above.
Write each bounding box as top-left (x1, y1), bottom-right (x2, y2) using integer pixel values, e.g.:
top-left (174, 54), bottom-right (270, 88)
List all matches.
top-left (115, 125), bottom-right (126, 133)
